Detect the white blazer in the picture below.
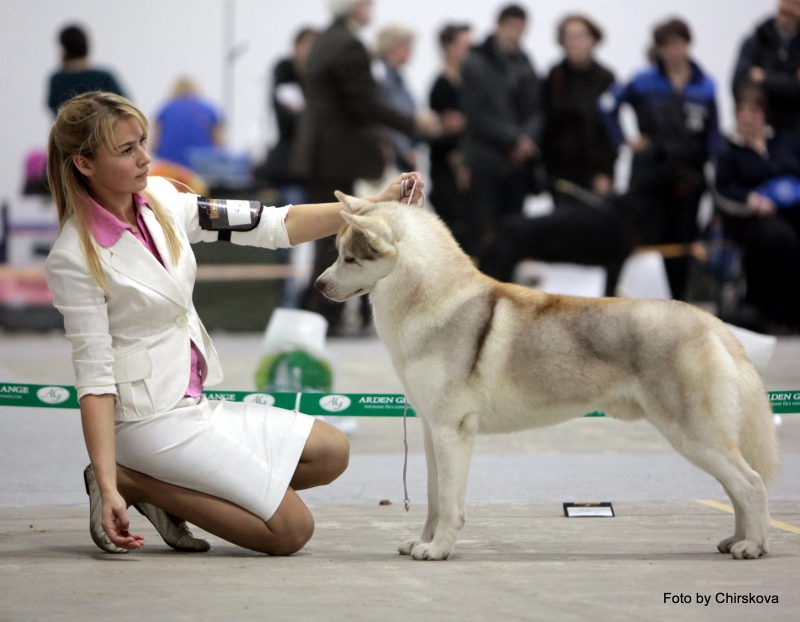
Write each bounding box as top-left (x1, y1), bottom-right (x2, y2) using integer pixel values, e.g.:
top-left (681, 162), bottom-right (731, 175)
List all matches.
top-left (45, 177), bottom-right (292, 422)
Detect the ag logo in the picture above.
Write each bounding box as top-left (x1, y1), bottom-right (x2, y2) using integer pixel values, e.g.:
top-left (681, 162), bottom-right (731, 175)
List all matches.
top-left (319, 395), bottom-right (351, 413)
top-left (243, 393), bottom-right (276, 406)
top-left (36, 386), bottom-right (71, 405)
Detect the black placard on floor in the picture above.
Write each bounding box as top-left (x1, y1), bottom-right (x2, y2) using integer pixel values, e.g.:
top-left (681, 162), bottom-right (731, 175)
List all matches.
top-left (563, 502), bottom-right (615, 517)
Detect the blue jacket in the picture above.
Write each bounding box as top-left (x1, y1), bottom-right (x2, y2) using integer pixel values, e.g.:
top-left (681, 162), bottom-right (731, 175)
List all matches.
top-left (600, 60), bottom-right (720, 188)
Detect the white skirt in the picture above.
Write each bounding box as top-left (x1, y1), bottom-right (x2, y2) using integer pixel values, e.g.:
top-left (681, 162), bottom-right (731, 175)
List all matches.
top-left (115, 396), bottom-right (315, 521)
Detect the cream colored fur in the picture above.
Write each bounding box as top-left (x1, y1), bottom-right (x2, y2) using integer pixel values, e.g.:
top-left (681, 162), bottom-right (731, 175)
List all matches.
top-left (316, 194), bottom-right (781, 561)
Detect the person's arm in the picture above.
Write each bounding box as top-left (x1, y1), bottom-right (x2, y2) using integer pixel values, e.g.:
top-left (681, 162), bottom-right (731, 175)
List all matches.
top-left (715, 150), bottom-right (746, 201)
top-left (284, 172), bottom-right (425, 245)
top-left (520, 64), bottom-right (544, 145)
top-left (761, 69), bottom-right (800, 101)
top-left (45, 244), bottom-right (143, 548)
top-left (592, 70), bottom-right (620, 179)
top-left (81, 394), bottom-right (143, 548)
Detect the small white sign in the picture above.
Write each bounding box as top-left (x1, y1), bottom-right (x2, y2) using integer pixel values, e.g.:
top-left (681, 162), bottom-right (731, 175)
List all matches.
top-left (563, 502), bottom-right (615, 518)
top-left (225, 200), bottom-right (252, 227)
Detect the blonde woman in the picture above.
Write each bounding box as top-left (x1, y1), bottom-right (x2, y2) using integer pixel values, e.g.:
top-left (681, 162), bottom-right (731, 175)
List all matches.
top-left (46, 91), bottom-right (424, 555)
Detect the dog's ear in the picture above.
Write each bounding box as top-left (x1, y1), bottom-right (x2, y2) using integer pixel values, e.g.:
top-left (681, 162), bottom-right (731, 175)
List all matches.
top-left (340, 211), bottom-right (393, 253)
top-left (334, 191), bottom-right (371, 213)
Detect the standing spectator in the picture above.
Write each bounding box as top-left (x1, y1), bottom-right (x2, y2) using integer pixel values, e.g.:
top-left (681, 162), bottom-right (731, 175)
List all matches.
top-left (374, 26), bottom-right (418, 172)
top-left (733, 0), bottom-right (800, 136)
top-left (428, 23), bottom-right (472, 250)
top-left (601, 18), bottom-right (720, 301)
top-left (461, 4), bottom-right (543, 257)
top-left (715, 84), bottom-right (800, 332)
top-left (291, 0), bottom-right (439, 335)
top-left (47, 24), bottom-right (126, 116)
top-left (542, 15), bottom-right (616, 200)
top-left (259, 27), bottom-right (317, 310)
top-left (259, 27), bottom-right (317, 201)
top-left (150, 77), bottom-right (223, 170)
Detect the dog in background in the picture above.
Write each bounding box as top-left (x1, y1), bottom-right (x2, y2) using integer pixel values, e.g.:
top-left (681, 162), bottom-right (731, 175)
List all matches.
top-left (315, 193), bottom-right (781, 561)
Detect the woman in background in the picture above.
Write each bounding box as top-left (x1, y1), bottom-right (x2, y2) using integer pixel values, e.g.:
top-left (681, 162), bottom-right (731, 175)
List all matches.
top-left (428, 23), bottom-right (472, 250)
top-left (715, 83), bottom-right (800, 332)
top-left (542, 14), bottom-right (616, 200)
top-left (600, 18), bottom-right (720, 301)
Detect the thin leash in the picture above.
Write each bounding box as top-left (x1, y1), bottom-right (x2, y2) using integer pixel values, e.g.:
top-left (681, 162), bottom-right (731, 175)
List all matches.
top-left (403, 398), bottom-right (410, 512)
top-left (400, 177), bottom-right (424, 208)
top-left (400, 176), bottom-right (419, 513)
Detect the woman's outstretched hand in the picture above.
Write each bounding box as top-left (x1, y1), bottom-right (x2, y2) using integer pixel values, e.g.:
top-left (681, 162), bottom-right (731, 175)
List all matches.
top-left (371, 172), bottom-right (425, 205)
top-left (102, 491), bottom-right (145, 549)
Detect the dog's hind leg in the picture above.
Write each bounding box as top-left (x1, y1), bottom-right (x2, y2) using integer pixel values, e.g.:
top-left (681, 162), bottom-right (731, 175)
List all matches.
top-left (650, 415), bottom-right (771, 559)
top-left (410, 412), bottom-right (479, 561)
top-left (716, 484), bottom-right (746, 554)
top-left (399, 417), bottom-right (439, 555)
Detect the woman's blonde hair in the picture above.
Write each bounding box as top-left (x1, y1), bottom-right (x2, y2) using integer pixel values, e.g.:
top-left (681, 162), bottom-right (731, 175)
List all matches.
top-left (47, 91), bottom-right (182, 293)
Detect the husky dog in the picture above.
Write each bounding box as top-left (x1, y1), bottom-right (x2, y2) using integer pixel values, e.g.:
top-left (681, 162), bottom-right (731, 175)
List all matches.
top-left (315, 193), bottom-right (780, 561)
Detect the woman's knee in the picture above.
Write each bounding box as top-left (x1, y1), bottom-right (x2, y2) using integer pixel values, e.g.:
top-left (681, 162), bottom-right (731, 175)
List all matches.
top-left (262, 498), bottom-right (315, 556)
top-left (308, 420), bottom-right (350, 483)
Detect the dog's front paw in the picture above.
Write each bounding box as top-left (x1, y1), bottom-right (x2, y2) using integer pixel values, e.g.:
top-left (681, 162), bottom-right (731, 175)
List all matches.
top-left (717, 535), bottom-right (743, 554)
top-left (410, 542), bottom-right (452, 561)
top-left (730, 539), bottom-right (767, 559)
top-left (398, 539), bottom-right (420, 556)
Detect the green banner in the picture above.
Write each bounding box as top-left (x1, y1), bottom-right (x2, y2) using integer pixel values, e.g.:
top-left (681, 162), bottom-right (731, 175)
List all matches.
top-left (1, 383), bottom-right (799, 416)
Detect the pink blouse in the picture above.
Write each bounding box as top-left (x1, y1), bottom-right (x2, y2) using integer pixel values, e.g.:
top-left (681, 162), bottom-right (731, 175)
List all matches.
top-left (88, 192), bottom-right (205, 397)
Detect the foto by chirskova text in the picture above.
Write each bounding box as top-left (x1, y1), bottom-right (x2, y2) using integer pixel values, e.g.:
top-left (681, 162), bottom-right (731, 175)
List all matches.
top-left (664, 592), bottom-right (779, 605)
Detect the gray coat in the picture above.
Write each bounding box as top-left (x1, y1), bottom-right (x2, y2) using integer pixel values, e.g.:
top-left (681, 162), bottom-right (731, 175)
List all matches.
top-left (461, 36), bottom-right (543, 177)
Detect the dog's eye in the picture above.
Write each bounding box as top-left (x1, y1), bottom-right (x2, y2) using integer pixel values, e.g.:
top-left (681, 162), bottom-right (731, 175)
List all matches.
top-left (344, 256), bottom-right (357, 264)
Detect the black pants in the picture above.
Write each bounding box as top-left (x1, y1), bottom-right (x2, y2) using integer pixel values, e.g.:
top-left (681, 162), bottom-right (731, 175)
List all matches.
top-left (299, 178), bottom-right (370, 333)
top-left (480, 201), bottom-right (635, 297)
top-left (723, 208), bottom-right (800, 325)
top-left (466, 169), bottom-right (528, 257)
top-left (630, 186), bottom-right (704, 301)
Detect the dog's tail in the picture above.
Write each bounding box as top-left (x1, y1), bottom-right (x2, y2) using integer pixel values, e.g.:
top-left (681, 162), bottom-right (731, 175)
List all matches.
top-left (736, 359), bottom-right (781, 490)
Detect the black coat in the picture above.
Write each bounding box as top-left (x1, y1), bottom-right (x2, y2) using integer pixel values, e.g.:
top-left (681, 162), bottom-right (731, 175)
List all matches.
top-left (541, 59), bottom-right (616, 189)
top-left (290, 18), bottom-right (415, 182)
top-left (460, 36), bottom-right (543, 177)
top-left (733, 18), bottom-right (800, 135)
top-left (715, 131), bottom-right (800, 213)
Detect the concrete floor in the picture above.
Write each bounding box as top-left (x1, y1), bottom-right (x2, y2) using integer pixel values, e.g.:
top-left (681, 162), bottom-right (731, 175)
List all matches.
top-left (1, 331), bottom-right (799, 621)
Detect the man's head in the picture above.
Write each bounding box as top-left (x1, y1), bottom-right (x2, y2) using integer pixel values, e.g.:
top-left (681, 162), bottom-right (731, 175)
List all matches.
top-left (329, 0), bottom-right (373, 27)
top-left (777, 0), bottom-right (800, 32)
top-left (494, 4), bottom-right (527, 53)
top-left (59, 24), bottom-right (89, 62)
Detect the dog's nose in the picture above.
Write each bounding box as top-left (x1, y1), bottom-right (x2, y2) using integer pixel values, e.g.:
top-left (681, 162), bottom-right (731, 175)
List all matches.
top-left (314, 277), bottom-right (326, 293)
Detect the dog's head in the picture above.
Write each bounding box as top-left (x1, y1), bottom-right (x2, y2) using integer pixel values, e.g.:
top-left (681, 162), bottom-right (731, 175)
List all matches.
top-left (315, 192), bottom-right (398, 302)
